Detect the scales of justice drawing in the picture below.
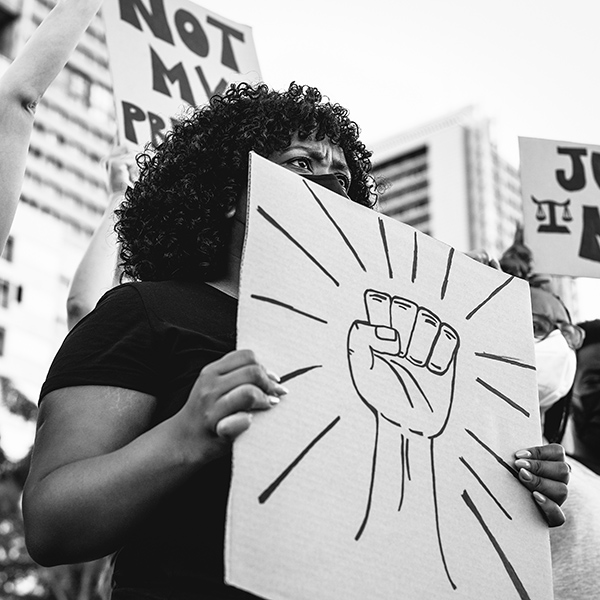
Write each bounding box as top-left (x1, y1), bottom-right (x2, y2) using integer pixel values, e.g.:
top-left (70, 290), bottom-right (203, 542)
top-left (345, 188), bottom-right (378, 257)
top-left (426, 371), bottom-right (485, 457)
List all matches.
top-left (226, 153), bottom-right (554, 600)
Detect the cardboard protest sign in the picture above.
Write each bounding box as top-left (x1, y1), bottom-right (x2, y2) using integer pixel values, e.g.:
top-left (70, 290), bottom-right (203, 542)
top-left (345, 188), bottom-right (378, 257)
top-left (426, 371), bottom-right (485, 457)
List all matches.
top-left (226, 153), bottom-right (554, 599)
top-left (102, 0), bottom-right (261, 148)
top-left (520, 136), bottom-right (600, 278)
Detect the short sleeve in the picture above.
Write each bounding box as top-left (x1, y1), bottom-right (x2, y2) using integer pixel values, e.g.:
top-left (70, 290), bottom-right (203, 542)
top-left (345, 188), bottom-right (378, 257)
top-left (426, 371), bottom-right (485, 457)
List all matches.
top-left (40, 284), bottom-right (160, 401)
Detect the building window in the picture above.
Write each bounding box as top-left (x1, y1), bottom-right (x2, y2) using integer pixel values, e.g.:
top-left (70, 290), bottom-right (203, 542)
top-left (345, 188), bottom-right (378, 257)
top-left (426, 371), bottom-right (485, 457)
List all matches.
top-left (0, 2), bottom-right (18, 59)
top-left (68, 69), bottom-right (93, 107)
top-left (1, 235), bottom-right (13, 262)
top-left (0, 279), bottom-right (9, 308)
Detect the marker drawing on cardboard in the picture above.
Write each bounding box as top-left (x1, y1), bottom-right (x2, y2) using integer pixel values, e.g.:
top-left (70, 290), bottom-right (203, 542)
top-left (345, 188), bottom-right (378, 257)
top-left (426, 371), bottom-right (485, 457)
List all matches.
top-left (520, 136), bottom-right (600, 278)
top-left (227, 153), bottom-right (553, 599)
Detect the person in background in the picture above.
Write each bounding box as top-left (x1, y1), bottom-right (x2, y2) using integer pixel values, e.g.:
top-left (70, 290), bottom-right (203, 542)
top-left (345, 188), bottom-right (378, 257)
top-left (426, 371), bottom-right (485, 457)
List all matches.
top-left (67, 146), bottom-right (137, 330)
top-left (528, 278), bottom-right (600, 600)
top-left (23, 83), bottom-right (570, 599)
top-left (500, 232), bottom-right (600, 600)
top-left (499, 227), bottom-right (575, 443)
top-left (0, 0), bottom-right (104, 253)
top-left (529, 276), bottom-right (582, 435)
top-left (570, 319), bottom-right (600, 475)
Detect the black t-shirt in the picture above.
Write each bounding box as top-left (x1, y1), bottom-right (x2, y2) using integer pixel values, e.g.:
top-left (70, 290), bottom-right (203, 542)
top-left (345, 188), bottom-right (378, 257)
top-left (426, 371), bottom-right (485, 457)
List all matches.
top-left (40, 280), bottom-right (259, 599)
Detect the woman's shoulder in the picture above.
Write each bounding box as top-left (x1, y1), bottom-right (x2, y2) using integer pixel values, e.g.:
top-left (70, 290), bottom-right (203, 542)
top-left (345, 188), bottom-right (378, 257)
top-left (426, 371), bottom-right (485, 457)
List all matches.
top-left (103, 279), bottom-right (228, 302)
top-left (96, 279), bottom-right (237, 331)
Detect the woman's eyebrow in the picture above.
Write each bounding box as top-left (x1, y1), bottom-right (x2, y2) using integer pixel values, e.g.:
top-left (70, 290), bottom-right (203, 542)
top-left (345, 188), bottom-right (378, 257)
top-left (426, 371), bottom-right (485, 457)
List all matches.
top-left (281, 143), bottom-right (351, 175)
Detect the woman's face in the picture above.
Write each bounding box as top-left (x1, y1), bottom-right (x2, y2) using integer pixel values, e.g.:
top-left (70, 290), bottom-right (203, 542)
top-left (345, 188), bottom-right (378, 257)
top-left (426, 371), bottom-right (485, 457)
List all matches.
top-left (530, 287), bottom-right (577, 415)
top-left (530, 287), bottom-right (569, 329)
top-left (267, 132), bottom-right (351, 194)
top-left (235, 133), bottom-right (351, 224)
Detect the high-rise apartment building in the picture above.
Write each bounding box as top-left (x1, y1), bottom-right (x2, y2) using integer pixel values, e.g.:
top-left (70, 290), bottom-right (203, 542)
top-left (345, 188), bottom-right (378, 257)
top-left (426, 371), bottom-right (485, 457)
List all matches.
top-left (370, 106), bottom-right (522, 255)
top-left (369, 106), bottom-right (578, 316)
top-left (0, 0), bottom-right (115, 403)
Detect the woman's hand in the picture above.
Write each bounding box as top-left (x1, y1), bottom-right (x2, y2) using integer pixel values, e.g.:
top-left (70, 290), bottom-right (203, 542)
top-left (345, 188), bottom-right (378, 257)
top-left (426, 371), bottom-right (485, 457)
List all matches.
top-left (178, 349), bottom-right (288, 461)
top-left (464, 248), bottom-right (500, 269)
top-left (514, 443), bottom-right (570, 527)
top-left (103, 145), bottom-right (139, 196)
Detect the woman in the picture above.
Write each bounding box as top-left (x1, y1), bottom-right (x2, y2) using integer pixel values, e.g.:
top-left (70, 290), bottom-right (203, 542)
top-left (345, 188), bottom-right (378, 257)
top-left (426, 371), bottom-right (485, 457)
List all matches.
top-left (23, 83), bottom-right (569, 599)
top-left (501, 234), bottom-right (600, 600)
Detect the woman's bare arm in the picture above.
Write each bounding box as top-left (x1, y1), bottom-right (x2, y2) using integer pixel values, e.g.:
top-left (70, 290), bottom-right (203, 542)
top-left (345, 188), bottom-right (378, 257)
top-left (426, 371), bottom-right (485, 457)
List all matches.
top-left (0, 0), bottom-right (105, 250)
top-left (67, 148), bottom-right (138, 329)
top-left (23, 350), bottom-right (287, 565)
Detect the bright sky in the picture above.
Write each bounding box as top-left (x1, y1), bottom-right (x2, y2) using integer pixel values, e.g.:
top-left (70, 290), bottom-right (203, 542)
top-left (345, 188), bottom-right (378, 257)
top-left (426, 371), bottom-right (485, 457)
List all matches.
top-left (196, 0), bottom-right (600, 321)
top-left (198, 0), bottom-right (600, 166)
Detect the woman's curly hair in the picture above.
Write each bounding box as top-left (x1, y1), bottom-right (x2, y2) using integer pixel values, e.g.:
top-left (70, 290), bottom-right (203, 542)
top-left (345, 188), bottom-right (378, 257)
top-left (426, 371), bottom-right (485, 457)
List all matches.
top-left (115, 82), bottom-right (377, 282)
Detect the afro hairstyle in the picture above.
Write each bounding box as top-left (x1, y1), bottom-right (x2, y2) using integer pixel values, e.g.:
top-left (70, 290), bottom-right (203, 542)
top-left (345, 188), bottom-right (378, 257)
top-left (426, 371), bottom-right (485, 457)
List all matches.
top-left (115, 82), bottom-right (377, 282)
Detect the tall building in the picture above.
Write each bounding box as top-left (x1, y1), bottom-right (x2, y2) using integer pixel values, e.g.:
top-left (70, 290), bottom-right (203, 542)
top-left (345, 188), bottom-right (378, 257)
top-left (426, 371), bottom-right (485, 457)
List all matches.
top-left (0, 0), bottom-right (115, 407)
top-left (369, 106), bottom-right (578, 316)
top-left (370, 106), bottom-right (522, 255)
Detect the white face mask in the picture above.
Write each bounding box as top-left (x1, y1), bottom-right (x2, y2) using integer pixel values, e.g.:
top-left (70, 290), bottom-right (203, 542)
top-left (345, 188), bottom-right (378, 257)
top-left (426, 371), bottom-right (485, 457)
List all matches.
top-left (535, 330), bottom-right (577, 413)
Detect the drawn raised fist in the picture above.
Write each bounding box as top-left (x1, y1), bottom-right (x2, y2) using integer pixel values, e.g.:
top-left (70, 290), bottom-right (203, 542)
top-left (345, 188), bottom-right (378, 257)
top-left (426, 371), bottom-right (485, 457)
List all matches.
top-left (347, 290), bottom-right (460, 438)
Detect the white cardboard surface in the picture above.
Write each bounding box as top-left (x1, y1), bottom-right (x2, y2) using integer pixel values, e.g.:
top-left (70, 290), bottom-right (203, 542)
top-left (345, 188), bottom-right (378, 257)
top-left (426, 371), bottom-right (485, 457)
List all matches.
top-left (102, 0), bottom-right (261, 149)
top-left (520, 136), bottom-right (600, 278)
top-left (227, 153), bottom-right (554, 599)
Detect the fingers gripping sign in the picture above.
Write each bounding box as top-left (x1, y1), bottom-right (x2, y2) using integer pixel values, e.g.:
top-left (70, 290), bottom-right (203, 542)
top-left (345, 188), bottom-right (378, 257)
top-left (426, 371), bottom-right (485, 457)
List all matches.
top-left (348, 290), bottom-right (460, 438)
top-left (180, 349), bottom-right (288, 457)
top-left (514, 443), bottom-right (569, 527)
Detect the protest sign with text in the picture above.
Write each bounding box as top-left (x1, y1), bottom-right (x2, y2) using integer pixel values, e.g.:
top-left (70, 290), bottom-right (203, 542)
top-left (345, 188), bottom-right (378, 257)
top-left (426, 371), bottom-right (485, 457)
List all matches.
top-left (520, 136), bottom-right (600, 278)
top-left (102, 0), bottom-right (261, 148)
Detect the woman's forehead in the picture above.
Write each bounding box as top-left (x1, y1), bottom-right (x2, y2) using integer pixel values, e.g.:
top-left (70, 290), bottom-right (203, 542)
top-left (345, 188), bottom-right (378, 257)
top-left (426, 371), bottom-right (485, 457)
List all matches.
top-left (285, 132), bottom-right (348, 168)
top-left (530, 287), bottom-right (568, 322)
top-left (290, 131), bottom-right (339, 149)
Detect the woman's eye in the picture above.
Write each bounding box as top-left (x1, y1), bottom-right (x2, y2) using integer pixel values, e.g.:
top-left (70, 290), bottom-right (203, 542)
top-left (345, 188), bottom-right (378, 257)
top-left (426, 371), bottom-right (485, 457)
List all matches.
top-left (286, 157), bottom-right (311, 171)
top-left (336, 173), bottom-right (350, 191)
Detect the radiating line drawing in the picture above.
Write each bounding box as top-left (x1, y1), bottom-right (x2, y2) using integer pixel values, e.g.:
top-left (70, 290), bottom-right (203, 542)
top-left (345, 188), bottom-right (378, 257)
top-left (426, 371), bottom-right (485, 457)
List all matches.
top-left (280, 365), bottom-right (323, 384)
top-left (476, 377), bottom-right (531, 417)
top-left (459, 456), bottom-right (512, 520)
top-left (465, 276), bottom-right (515, 320)
top-left (304, 181), bottom-right (367, 272)
top-left (474, 352), bottom-right (536, 370)
top-left (258, 416), bottom-right (341, 504)
top-left (462, 490), bottom-right (531, 600)
top-left (378, 217), bottom-right (393, 279)
top-left (412, 231), bottom-right (419, 283)
top-left (257, 205), bottom-right (340, 286)
top-left (242, 176), bottom-right (541, 597)
top-left (440, 247), bottom-right (454, 300)
top-left (250, 294), bottom-right (328, 324)
top-left (465, 429), bottom-right (520, 481)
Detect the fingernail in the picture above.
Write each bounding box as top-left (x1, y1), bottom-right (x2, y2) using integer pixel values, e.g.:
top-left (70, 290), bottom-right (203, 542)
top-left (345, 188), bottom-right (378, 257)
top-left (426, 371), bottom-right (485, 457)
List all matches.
top-left (515, 459), bottom-right (531, 470)
top-left (515, 450), bottom-right (531, 459)
top-left (376, 326), bottom-right (397, 341)
top-left (266, 370), bottom-right (281, 383)
top-left (519, 468), bottom-right (533, 481)
top-left (533, 491), bottom-right (546, 504)
top-left (273, 383), bottom-right (289, 396)
top-left (268, 395), bottom-right (280, 405)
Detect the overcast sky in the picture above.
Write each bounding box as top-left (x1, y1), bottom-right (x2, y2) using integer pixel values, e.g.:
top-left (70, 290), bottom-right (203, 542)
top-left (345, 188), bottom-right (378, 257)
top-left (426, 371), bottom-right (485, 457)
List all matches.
top-left (197, 0), bottom-right (600, 166)
top-left (195, 0), bottom-right (600, 320)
